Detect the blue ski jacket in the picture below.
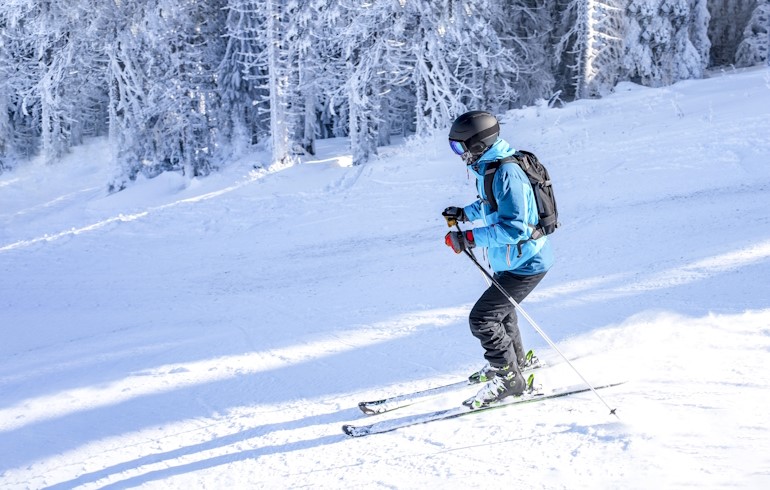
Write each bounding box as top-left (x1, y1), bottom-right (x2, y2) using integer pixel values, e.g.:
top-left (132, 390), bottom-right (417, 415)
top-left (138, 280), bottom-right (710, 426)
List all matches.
top-left (463, 139), bottom-right (554, 275)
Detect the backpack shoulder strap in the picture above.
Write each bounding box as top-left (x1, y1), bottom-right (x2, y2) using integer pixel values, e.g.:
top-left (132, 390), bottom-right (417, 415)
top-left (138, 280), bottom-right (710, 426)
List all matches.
top-left (483, 156), bottom-right (518, 213)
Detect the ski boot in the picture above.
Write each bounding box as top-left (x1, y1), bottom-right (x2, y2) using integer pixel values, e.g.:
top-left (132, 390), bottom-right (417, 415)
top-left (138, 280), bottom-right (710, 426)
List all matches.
top-left (468, 350), bottom-right (542, 384)
top-left (463, 365), bottom-right (535, 409)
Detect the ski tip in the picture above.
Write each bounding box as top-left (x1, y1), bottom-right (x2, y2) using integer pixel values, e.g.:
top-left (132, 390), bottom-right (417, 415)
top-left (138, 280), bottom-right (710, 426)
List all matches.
top-left (342, 424), bottom-right (367, 437)
top-left (358, 402), bottom-right (378, 416)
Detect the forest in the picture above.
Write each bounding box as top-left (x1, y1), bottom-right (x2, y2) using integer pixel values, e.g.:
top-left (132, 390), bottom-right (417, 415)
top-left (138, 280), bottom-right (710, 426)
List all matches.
top-left (0, 0), bottom-right (767, 187)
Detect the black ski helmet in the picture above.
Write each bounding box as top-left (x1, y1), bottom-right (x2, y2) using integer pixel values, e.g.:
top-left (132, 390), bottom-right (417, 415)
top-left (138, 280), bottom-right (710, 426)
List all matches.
top-left (448, 111), bottom-right (500, 158)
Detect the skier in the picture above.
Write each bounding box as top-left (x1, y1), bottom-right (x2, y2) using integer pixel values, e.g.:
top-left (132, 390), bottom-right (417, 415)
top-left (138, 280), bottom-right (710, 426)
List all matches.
top-left (443, 110), bottom-right (554, 408)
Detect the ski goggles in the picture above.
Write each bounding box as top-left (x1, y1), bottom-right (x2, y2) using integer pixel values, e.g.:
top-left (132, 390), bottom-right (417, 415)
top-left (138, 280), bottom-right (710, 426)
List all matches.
top-left (449, 139), bottom-right (467, 156)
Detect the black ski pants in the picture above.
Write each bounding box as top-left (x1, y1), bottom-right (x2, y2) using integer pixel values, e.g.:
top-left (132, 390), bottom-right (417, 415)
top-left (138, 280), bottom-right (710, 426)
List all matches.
top-left (469, 270), bottom-right (547, 370)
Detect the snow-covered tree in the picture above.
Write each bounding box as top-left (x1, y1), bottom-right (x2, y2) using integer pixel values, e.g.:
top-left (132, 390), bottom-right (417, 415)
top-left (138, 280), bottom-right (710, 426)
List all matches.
top-left (552, 0), bottom-right (625, 99)
top-left (0, 85), bottom-right (13, 172)
top-left (575, 0), bottom-right (625, 98)
top-left (551, 0), bottom-right (581, 99)
top-left (31, 1), bottom-right (75, 164)
top-left (326, 0), bottom-right (396, 165)
top-left (735, 0), bottom-right (770, 67)
top-left (625, 0), bottom-right (709, 86)
top-left (263, 0), bottom-right (296, 165)
top-left (405, 1), bottom-right (468, 135)
top-left (406, 1), bottom-right (554, 126)
top-left (707, 0), bottom-right (759, 66)
top-left (689, 0), bottom-right (711, 67)
top-left (292, 1), bottom-right (323, 155)
top-left (220, 0), bottom-right (270, 152)
top-left (343, 19), bottom-right (382, 164)
top-left (224, 0), bottom-right (327, 164)
top-left (494, 0), bottom-right (555, 108)
top-left (0, 7), bottom-right (30, 171)
top-left (308, 2), bottom-right (350, 141)
top-left (0, 0), bottom-right (109, 166)
top-left (107, 0), bottom-right (229, 188)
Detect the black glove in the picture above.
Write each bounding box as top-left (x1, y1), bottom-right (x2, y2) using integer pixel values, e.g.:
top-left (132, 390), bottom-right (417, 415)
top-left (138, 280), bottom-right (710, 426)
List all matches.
top-left (442, 206), bottom-right (467, 227)
top-left (444, 230), bottom-right (475, 254)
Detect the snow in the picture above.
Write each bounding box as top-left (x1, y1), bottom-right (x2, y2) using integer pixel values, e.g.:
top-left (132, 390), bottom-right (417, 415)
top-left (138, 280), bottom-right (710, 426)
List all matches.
top-left (2, 67), bottom-right (770, 489)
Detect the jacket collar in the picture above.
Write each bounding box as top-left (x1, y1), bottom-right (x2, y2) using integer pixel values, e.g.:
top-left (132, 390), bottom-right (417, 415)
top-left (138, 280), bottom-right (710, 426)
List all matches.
top-left (468, 139), bottom-right (516, 178)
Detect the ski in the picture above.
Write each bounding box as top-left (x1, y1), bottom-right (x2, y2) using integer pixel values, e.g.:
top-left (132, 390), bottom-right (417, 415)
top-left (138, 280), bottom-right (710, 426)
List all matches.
top-left (343, 381), bottom-right (625, 437)
top-left (358, 356), bottom-right (545, 416)
top-left (358, 379), bottom-right (471, 416)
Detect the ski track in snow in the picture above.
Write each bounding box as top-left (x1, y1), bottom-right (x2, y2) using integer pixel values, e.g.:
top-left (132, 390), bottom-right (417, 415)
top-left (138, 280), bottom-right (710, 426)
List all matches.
top-left (1, 67), bottom-right (770, 489)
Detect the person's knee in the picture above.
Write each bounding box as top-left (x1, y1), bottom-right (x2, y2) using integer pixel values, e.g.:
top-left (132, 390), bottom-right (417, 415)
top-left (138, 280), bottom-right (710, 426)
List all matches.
top-left (469, 306), bottom-right (494, 332)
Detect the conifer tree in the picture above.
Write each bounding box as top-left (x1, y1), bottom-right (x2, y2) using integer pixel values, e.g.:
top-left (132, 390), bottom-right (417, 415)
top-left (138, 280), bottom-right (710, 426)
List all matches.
top-left (735, 0), bottom-right (770, 67)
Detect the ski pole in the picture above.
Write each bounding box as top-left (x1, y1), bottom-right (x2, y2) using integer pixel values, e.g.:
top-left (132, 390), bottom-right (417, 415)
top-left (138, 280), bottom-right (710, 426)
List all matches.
top-left (459, 236), bottom-right (619, 418)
